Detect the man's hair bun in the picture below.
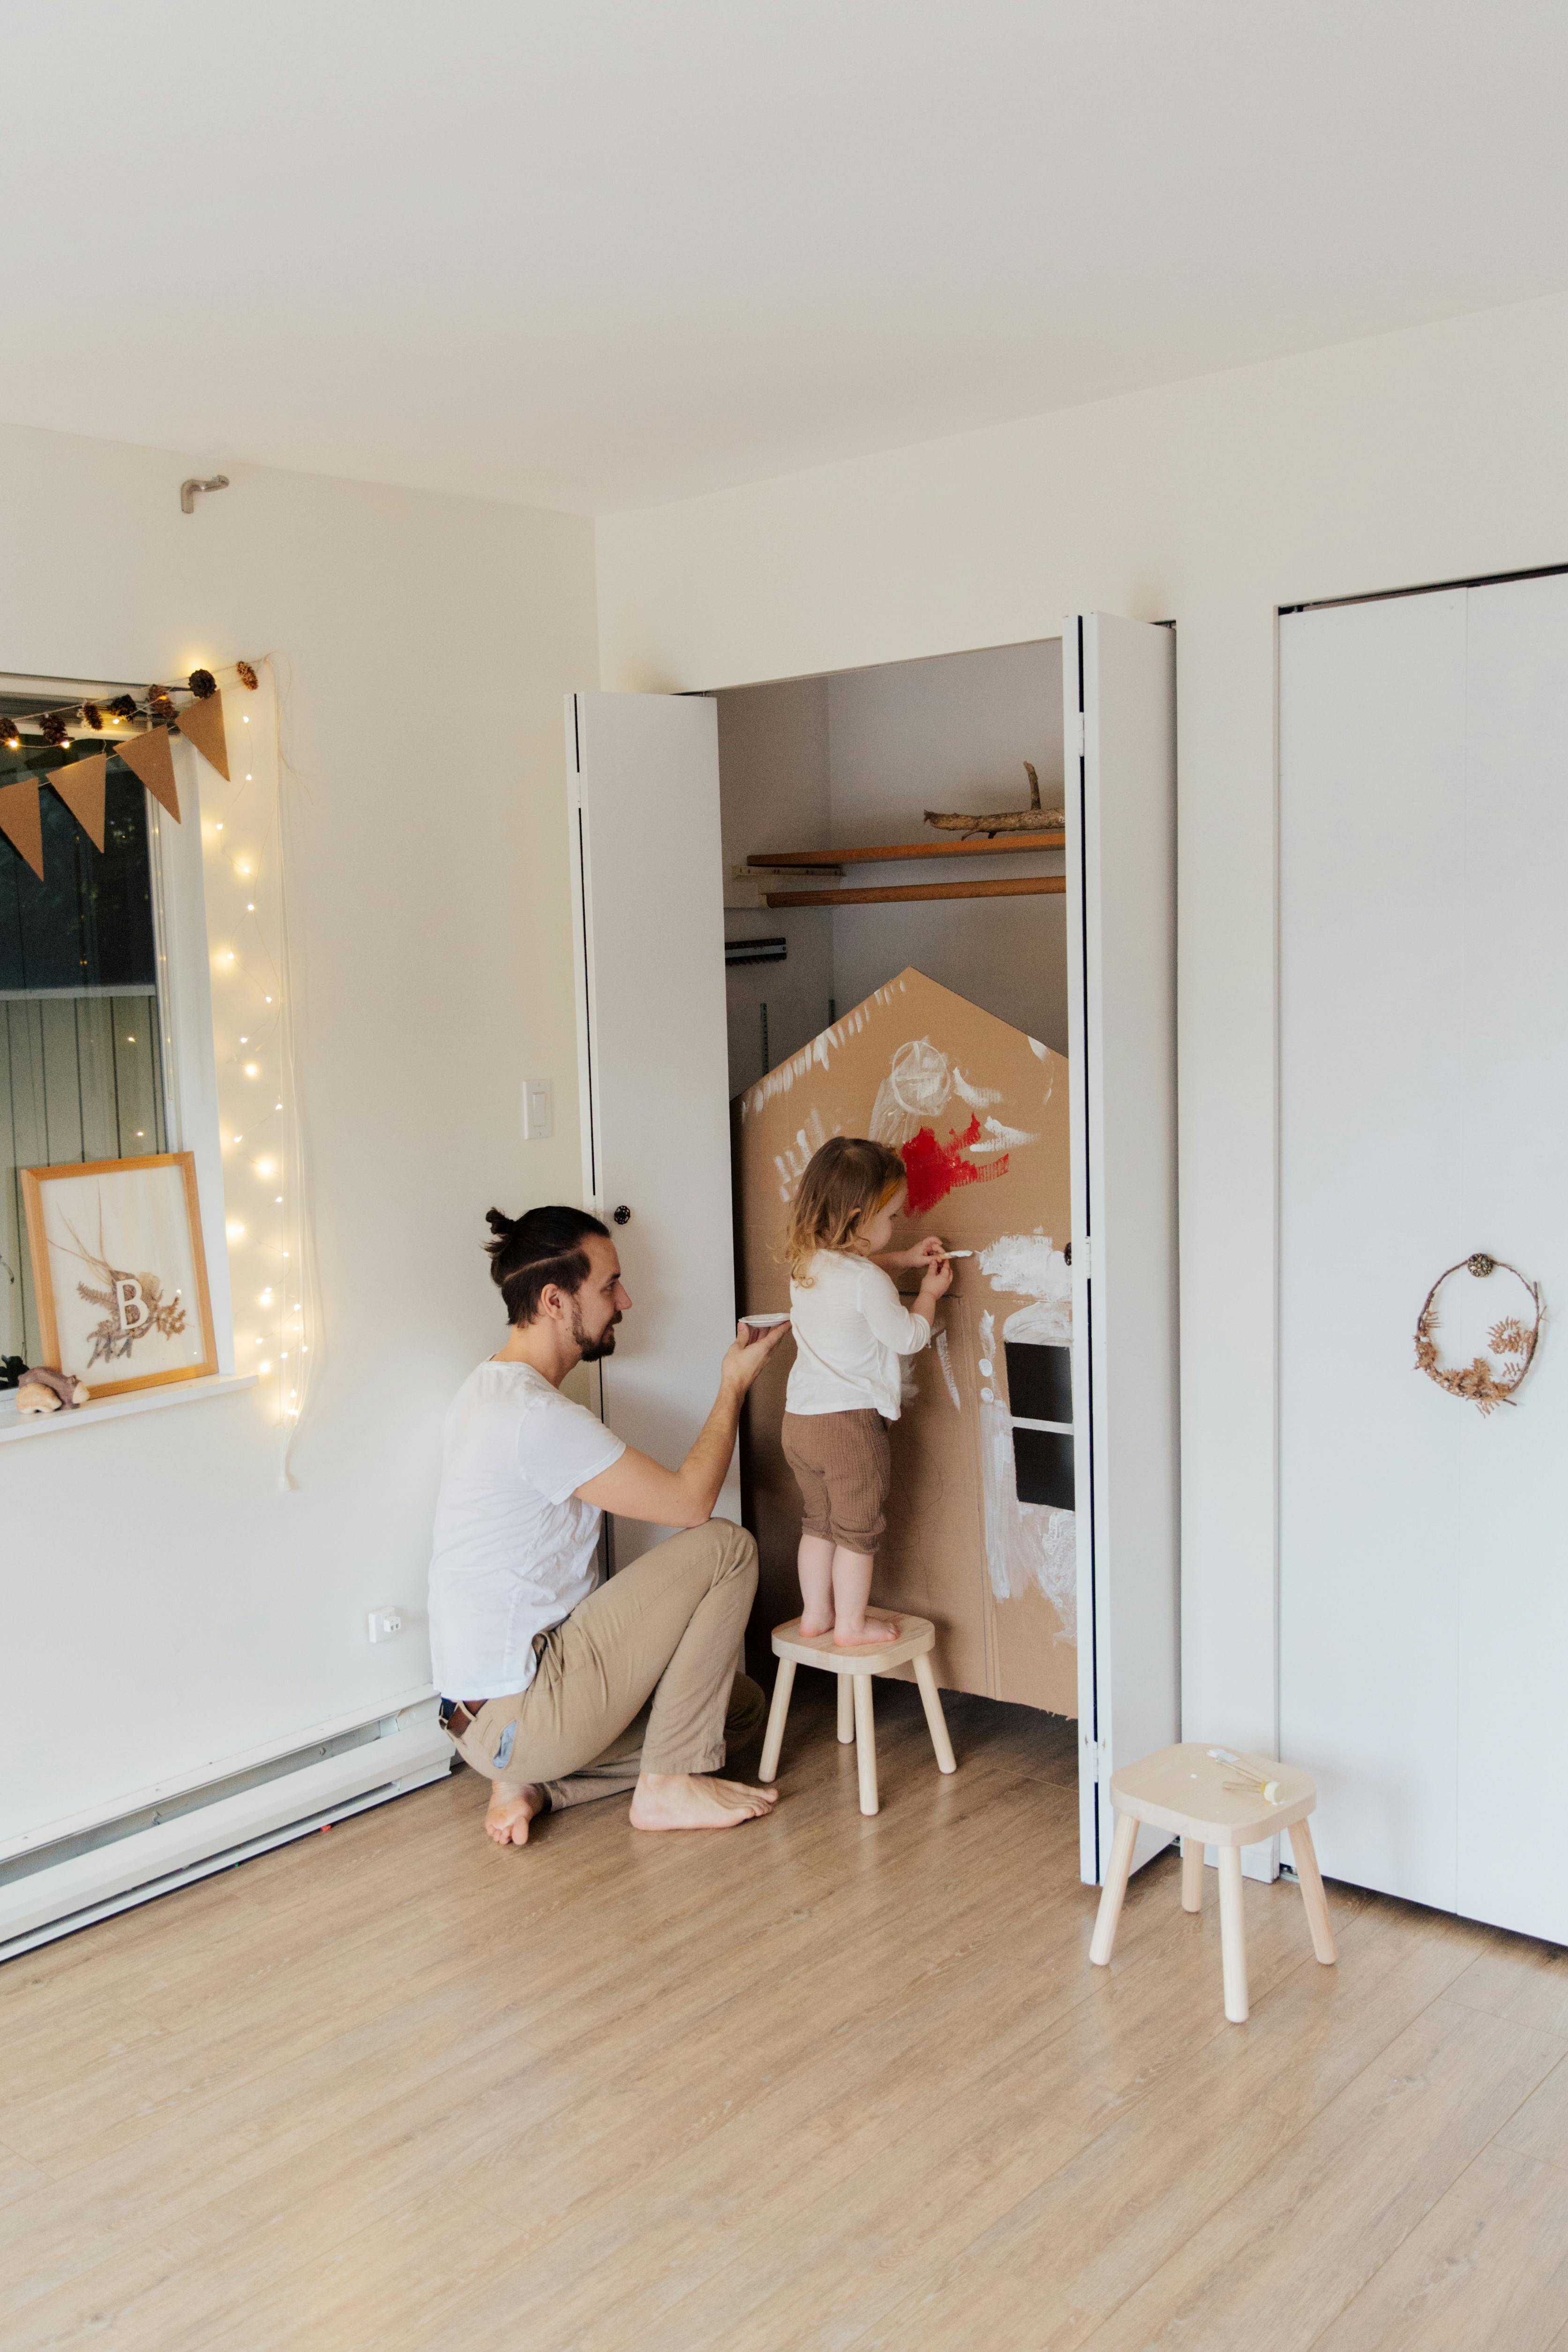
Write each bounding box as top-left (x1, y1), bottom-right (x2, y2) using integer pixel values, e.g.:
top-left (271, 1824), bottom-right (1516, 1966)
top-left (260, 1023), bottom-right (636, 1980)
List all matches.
top-left (483, 1203), bottom-right (610, 1327)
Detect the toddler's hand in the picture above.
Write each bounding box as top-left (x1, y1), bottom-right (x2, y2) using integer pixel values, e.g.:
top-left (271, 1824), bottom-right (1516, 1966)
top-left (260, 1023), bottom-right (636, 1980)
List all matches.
top-left (908, 1235), bottom-right (948, 1269)
top-left (919, 1253), bottom-right (954, 1300)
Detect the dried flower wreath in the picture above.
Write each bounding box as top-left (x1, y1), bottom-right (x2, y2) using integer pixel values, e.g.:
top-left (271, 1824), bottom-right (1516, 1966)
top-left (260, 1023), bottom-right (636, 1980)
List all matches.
top-left (1413, 1253), bottom-right (1543, 1415)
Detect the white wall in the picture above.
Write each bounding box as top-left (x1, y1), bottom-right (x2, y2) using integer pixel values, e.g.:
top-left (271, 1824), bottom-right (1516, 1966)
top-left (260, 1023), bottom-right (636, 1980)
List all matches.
top-left (1, 423), bottom-right (596, 1841)
top-left (824, 641), bottom-right (1065, 1050)
top-left (597, 288), bottom-right (1568, 1763)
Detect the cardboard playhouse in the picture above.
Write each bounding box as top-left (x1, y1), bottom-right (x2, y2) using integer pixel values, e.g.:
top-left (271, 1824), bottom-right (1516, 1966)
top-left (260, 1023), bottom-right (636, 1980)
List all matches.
top-left (735, 968), bottom-right (1076, 1716)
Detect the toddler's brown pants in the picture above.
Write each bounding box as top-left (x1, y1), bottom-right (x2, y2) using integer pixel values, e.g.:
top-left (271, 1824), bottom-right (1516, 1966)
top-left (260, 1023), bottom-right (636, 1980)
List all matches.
top-left (782, 1408), bottom-right (890, 1552)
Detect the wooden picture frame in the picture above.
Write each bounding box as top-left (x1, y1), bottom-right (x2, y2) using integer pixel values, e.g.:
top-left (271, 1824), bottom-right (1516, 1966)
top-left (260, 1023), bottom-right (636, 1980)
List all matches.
top-left (20, 1151), bottom-right (219, 1400)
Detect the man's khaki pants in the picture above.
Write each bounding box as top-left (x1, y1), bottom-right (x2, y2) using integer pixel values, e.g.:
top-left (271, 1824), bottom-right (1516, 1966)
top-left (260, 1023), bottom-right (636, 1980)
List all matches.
top-left (449, 1518), bottom-right (764, 1809)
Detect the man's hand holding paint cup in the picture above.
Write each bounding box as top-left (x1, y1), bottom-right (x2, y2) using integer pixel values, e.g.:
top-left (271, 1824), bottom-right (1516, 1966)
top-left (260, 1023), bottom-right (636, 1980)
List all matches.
top-left (724, 1314), bottom-right (791, 1392)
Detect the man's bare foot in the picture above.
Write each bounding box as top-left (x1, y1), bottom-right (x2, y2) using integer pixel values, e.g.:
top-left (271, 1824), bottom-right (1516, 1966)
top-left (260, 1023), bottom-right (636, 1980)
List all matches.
top-left (834, 1614), bottom-right (901, 1646)
top-left (485, 1780), bottom-right (547, 1846)
top-left (798, 1610), bottom-right (834, 1638)
top-left (628, 1772), bottom-right (781, 1832)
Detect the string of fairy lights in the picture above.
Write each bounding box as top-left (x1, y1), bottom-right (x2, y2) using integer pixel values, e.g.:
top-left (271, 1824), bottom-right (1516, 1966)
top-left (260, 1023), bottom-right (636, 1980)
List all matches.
top-left (194, 665), bottom-right (314, 1454)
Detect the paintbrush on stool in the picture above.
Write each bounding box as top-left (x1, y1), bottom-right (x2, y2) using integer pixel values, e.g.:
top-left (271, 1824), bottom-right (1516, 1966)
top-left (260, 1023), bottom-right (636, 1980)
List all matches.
top-left (1208, 1745), bottom-right (1284, 1805)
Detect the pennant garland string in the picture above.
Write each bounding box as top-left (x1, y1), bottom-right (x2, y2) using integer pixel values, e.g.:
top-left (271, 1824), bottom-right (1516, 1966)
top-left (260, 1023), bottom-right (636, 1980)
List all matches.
top-left (0, 658), bottom-right (258, 881)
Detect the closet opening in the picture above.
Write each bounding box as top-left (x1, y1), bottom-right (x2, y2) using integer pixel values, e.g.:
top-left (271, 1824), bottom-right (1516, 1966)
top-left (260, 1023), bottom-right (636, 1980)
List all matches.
top-left (713, 638), bottom-right (1078, 1721)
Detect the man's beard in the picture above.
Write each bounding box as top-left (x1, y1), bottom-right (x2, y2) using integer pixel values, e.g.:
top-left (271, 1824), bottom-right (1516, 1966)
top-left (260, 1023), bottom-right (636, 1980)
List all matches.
top-left (570, 1300), bottom-right (621, 1362)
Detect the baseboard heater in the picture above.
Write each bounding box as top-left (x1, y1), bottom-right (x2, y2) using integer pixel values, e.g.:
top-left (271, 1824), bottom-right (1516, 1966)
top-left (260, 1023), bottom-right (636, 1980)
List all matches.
top-left (0, 1697), bottom-right (452, 1962)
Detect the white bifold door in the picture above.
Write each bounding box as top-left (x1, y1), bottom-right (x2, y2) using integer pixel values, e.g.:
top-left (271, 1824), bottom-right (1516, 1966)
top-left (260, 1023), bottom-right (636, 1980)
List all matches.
top-left (1280, 578), bottom-right (1568, 1943)
top-left (1064, 617), bottom-right (1180, 1883)
top-left (569, 620), bottom-right (1178, 1881)
top-left (567, 693), bottom-right (739, 1568)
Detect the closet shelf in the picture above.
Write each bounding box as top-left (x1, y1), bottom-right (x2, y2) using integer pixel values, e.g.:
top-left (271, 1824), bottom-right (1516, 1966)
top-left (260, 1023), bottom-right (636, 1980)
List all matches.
top-left (747, 831), bottom-right (1064, 868)
top-left (764, 876), bottom-right (1067, 909)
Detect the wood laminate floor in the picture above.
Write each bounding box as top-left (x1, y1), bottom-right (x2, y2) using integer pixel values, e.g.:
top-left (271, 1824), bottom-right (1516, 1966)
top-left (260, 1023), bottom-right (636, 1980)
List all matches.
top-left (4, 1681), bottom-right (1568, 2351)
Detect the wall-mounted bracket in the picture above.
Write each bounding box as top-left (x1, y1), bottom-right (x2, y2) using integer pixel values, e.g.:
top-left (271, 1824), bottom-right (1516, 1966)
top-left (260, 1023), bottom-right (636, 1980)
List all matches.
top-left (180, 475), bottom-right (230, 515)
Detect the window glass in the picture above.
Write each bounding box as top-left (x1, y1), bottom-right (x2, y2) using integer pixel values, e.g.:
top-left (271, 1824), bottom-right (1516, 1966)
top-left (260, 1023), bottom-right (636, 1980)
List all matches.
top-left (1, 690), bottom-right (169, 1373)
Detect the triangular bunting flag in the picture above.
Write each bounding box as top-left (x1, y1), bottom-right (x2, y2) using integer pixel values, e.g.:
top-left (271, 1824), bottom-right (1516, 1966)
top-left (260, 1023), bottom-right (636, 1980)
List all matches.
top-left (0, 778), bottom-right (45, 878)
top-left (49, 753), bottom-right (107, 851)
top-left (116, 725), bottom-right (180, 821)
top-left (177, 692), bottom-right (229, 780)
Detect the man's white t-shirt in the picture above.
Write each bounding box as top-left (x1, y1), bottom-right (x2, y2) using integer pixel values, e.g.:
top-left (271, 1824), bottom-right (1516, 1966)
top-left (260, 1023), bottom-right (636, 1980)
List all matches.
top-left (784, 1250), bottom-right (931, 1420)
top-left (427, 1359), bottom-right (626, 1700)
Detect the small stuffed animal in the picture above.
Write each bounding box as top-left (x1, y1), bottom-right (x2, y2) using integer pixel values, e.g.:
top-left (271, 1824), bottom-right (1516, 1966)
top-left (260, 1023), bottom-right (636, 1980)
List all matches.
top-left (15, 1366), bottom-right (90, 1414)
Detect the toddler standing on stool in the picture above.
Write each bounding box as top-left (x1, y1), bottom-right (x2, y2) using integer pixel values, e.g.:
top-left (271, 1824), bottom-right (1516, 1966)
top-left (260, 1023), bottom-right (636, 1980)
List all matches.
top-left (781, 1137), bottom-right (952, 1646)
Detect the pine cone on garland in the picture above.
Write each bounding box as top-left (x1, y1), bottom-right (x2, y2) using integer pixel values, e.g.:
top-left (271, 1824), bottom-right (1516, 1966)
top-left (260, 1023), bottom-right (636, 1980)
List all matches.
top-left (146, 685), bottom-right (175, 724)
top-left (236, 660), bottom-right (259, 691)
top-left (82, 701), bottom-right (104, 730)
top-left (38, 712), bottom-right (70, 747)
top-left (105, 694), bottom-right (138, 721)
top-left (187, 668), bottom-right (217, 699)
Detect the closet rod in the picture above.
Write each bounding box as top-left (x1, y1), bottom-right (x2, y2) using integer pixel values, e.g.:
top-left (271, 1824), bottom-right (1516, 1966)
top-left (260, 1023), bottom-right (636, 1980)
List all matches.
top-left (764, 876), bottom-right (1067, 909)
top-left (749, 831), bottom-right (1064, 867)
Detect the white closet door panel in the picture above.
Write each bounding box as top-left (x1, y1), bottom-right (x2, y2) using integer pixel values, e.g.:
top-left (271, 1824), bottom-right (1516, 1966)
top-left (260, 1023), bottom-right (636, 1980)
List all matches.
top-left (1279, 594), bottom-right (1467, 1911)
top-left (1064, 614), bottom-right (1180, 1883)
top-left (568, 692), bottom-right (738, 1568)
top-left (1453, 579), bottom-right (1568, 1941)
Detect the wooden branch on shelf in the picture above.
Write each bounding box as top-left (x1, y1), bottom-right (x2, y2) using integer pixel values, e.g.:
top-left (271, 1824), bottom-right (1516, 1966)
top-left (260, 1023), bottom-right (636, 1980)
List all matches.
top-left (763, 876), bottom-right (1068, 909)
top-left (748, 831), bottom-right (1064, 867)
top-left (925, 760), bottom-right (1066, 837)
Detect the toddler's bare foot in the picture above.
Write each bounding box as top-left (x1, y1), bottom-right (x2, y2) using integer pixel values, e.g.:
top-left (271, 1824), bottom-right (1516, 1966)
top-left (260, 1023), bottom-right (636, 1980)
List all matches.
top-left (834, 1614), bottom-right (901, 1646)
top-left (485, 1780), bottom-right (547, 1846)
top-left (629, 1773), bottom-right (781, 1832)
top-left (798, 1609), bottom-right (834, 1638)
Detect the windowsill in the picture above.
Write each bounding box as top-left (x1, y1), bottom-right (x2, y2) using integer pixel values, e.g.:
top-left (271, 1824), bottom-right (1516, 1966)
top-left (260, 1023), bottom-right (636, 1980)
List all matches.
top-left (0, 1372), bottom-right (258, 1446)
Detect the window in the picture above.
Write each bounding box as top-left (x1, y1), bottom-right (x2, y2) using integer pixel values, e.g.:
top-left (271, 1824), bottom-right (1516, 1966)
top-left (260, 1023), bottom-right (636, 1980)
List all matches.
top-left (1, 679), bottom-right (174, 1371)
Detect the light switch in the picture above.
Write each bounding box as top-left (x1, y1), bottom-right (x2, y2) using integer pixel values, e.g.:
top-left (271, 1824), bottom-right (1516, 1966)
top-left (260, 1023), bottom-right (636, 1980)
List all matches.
top-left (523, 1079), bottom-right (554, 1141)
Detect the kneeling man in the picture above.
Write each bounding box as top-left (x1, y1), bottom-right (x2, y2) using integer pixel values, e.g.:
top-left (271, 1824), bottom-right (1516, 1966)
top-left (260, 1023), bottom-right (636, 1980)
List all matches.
top-left (429, 1204), bottom-right (787, 1845)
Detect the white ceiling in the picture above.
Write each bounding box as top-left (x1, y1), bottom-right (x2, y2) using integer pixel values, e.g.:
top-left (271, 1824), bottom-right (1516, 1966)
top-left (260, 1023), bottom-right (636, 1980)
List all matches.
top-left (7, 1), bottom-right (1568, 514)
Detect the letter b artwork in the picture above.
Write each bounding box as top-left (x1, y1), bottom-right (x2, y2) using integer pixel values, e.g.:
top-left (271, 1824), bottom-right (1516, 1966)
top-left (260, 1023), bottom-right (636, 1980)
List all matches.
top-left (20, 1151), bottom-right (219, 1399)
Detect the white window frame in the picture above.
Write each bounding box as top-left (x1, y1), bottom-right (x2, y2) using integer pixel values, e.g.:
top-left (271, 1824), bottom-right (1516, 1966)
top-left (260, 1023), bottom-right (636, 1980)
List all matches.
top-left (1, 673), bottom-right (234, 1378)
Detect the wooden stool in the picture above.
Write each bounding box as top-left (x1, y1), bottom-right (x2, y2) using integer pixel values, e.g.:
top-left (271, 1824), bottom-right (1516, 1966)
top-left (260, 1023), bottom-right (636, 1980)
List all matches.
top-left (1088, 1742), bottom-right (1336, 2023)
top-left (758, 1611), bottom-right (956, 1816)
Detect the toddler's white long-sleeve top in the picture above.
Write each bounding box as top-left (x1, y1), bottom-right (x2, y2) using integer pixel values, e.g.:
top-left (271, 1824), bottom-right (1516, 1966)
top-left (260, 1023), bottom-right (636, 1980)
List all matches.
top-left (784, 1249), bottom-right (931, 1419)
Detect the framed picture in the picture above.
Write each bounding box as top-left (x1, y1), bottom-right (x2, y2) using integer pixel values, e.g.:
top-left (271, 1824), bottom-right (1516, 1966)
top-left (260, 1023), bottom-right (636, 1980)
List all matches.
top-left (21, 1151), bottom-right (218, 1399)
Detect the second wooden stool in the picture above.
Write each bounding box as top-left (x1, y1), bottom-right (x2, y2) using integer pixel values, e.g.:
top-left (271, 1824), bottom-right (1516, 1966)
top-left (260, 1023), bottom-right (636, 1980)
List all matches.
top-left (1088, 1741), bottom-right (1336, 2023)
top-left (758, 1610), bottom-right (956, 1815)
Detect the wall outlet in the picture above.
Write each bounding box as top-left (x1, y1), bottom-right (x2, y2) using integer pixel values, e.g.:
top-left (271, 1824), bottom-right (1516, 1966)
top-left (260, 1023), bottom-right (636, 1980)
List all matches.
top-left (366, 1605), bottom-right (403, 1644)
top-left (523, 1078), bottom-right (554, 1141)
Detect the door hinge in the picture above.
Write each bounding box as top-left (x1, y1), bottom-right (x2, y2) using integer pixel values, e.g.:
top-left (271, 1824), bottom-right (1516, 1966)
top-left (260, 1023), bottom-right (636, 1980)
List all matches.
top-left (1080, 1729), bottom-right (1109, 1780)
top-left (1076, 1232), bottom-right (1095, 1280)
top-left (1072, 711), bottom-right (1086, 758)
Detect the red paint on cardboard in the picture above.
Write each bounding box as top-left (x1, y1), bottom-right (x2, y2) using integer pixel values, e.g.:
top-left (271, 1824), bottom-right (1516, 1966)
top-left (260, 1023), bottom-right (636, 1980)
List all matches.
top-left (901, 1116), bottom-right (1010, 1215)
